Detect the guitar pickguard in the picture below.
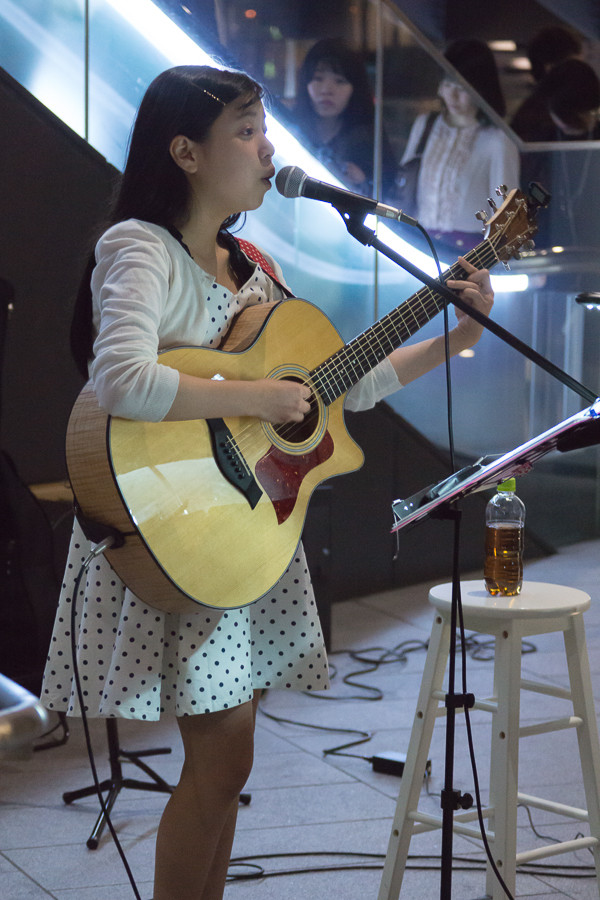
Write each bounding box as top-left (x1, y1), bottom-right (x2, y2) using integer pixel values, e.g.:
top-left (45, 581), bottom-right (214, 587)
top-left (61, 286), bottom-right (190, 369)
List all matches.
top-left (255, 430), bottom-right (334, 524)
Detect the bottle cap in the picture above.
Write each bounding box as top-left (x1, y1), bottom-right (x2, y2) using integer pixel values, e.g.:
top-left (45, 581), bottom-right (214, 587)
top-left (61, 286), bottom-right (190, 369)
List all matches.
top-left (498, 477), bottom-right (516, 492)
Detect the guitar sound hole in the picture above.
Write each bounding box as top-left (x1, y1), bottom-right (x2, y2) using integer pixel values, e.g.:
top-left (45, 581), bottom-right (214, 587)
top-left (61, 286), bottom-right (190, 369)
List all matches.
top-left (273, 377), bottom-right (319, 446)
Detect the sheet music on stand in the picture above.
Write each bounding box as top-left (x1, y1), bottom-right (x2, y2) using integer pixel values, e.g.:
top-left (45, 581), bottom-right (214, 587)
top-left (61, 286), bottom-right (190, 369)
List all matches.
top-left (392, 398), bottom-right (600, 533)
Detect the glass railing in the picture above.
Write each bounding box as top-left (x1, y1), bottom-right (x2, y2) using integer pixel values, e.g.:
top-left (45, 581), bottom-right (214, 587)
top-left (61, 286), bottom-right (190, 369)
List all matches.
top-left (2, 0), bottom-right (599, 541)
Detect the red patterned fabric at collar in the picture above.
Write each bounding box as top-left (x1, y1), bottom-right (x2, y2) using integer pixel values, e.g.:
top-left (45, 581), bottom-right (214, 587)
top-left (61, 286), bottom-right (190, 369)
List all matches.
top-left (234, 238), bottom-right (294, 297)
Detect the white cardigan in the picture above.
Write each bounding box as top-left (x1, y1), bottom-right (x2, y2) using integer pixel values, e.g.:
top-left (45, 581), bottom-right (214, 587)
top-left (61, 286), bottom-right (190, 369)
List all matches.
top-left (89, 219), bottom-right (401, 421)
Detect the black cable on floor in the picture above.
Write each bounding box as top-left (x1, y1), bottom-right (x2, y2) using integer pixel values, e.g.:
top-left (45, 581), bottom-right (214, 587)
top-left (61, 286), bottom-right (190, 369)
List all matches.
top-left (258, 703), bottom-right (374, 758)
top-left (226, 849), bottom-right (597, 882)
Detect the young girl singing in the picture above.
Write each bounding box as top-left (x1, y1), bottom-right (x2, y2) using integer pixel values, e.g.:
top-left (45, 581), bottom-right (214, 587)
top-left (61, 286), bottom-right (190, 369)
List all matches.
top-left (42, 65), bottom-right (493, 900)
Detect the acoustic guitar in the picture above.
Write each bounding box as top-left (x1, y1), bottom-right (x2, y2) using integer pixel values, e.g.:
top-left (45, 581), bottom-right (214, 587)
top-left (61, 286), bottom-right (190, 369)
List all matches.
top-left (66, 188), bottom-right (540, 614)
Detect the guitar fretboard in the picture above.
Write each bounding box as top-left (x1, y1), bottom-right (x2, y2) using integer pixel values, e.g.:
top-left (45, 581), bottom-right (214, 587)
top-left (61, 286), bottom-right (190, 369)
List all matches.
top-left (310, 237), bottom-right (499, 405)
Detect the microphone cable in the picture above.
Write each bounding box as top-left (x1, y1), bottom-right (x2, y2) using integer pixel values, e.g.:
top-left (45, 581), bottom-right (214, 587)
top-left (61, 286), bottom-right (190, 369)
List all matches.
top-left (68, 537), bottom-right (144, 900)
top-left (412, 223), bottom-right (456, 471)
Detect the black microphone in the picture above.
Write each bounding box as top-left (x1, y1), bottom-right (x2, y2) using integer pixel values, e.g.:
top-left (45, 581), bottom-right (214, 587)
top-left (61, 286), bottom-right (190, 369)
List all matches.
top-left (275, 165), bottom-right (418, 226)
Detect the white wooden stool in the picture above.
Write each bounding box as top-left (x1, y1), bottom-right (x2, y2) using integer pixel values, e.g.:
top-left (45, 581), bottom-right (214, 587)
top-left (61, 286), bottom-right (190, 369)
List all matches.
top-left (378, 580), bottom-right (600, 900)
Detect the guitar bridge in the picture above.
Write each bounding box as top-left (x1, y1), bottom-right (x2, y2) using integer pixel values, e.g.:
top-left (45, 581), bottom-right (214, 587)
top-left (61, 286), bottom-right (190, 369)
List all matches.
top-left (206, 418), bottom-right (262, 509)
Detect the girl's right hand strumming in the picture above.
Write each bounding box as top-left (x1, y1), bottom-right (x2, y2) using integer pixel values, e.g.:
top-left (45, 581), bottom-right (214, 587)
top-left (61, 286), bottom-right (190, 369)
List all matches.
top-left (251, 378), bottom-right (312, 424)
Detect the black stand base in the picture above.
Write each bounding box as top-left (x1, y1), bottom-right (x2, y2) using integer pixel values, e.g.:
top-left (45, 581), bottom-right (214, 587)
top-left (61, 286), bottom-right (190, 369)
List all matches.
top-left (63, 718), bottom-right (174, 849)
top-left (63, 718), bottom-right (252, 850)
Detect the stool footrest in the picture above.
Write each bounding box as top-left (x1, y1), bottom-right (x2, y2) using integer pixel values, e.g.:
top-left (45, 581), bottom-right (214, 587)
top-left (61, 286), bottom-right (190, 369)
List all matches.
top-left (517, 791), bottom-right (589, 821)
top-left (432, 689), bottom-right (497, 714)
top-left (519, 715), bottom-right (582, 737)
top-left (412, 799), bottom-right (593, 854)
top-left (409, 808), bottom-right (492, 842)
top-left (516, 835), bottom-right (598, 865)
top-left (520, 678), bottom-right (572, 700)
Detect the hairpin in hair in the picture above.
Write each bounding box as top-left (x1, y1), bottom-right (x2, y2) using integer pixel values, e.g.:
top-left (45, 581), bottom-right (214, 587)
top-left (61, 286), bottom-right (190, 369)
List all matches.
top-left (201, 87), bottom-right (226, 106)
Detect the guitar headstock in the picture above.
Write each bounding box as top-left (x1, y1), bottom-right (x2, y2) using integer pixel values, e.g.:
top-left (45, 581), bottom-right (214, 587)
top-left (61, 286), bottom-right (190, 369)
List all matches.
top-left (481, 183), bottom-right (550, 264)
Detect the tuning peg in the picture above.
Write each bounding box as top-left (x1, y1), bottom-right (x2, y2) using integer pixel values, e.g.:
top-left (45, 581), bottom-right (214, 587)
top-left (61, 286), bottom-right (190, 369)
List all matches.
top-left (495, 184), bottom-right (508, 199)
top-left (487, 197), bottom-right (498, 212)
top-left (475, 210), bottom-right (488, 233)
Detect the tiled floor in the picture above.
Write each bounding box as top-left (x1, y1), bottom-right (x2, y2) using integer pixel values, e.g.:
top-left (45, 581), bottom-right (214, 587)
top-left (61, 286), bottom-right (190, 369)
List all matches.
top-left (2, 538), bottom-right (600, 899)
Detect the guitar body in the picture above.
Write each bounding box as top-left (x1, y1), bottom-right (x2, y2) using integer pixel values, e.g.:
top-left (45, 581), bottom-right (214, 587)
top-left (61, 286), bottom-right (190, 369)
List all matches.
top-left (66, 299), bottom-right (364, 614)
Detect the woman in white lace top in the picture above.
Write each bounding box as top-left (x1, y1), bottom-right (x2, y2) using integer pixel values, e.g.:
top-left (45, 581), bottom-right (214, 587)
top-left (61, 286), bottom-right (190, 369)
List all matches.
top-left (401, 39), bottom-right (520, 254)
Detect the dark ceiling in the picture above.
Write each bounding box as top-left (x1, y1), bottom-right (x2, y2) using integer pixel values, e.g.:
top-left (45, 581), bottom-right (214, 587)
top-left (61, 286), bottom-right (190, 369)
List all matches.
top-left (160, 1), bottom-right (600, 50)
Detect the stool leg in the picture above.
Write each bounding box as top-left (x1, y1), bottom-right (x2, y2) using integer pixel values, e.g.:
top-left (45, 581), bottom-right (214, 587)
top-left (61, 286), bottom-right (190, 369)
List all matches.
top-left (564, 613), bottom-right (600, 890)
top-left (378, 613), bottom-right (451, 900)
top-left (486, 623), bottom-right (522, 900)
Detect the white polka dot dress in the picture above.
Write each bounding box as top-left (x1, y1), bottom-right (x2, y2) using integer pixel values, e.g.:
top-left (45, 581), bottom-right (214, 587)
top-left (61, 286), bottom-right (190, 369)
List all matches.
top-left (41, 222), bottom-right (330, 720)
top-left (42, 520), bottom-right (327, 719)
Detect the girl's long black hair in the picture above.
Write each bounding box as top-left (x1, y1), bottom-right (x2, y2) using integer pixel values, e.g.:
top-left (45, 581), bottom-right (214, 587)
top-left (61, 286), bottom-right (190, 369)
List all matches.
top-left (71, 65), bottom-right (263, 378)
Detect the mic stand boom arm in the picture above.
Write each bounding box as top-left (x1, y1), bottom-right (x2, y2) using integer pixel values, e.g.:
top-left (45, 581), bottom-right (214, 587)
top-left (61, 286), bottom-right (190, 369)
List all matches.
top-left (341, 213), bottom-right (597, 404)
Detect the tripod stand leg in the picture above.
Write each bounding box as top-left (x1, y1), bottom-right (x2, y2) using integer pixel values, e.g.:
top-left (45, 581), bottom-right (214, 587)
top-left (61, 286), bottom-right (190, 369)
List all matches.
top-left (63, 718), bottom-right (174, 849)
top-left (86, 782), bottom-right (122, 850)
top-left (63, 779), bottom-right (113, 804)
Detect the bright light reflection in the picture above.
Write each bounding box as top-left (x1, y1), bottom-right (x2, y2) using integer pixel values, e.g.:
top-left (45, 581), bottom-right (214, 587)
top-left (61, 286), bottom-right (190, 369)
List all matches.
top-left (371, 219), bottom-right (529, 292)
top-left (104, 0), bottom-right (213, 64)
top-left (2, 0), bottom-right (85, 135)
top-left (511, 56), bottom-right (532, 71)
top-left (490, 273), bottom-right (529, 293)
top-left (105, 0), bottom-right (344, 184)
top-left (489, 40), bottom-right (517, 52)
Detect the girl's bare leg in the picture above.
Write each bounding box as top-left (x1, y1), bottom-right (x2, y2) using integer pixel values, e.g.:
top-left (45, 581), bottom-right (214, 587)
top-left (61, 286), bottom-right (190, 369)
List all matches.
top-left (153, 692), bottom-right (260, 900)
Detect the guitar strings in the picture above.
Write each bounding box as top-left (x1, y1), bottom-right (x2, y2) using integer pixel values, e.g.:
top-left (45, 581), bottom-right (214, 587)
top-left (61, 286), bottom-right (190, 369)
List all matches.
top-left (273, 232), bottom-right (502, 443)
top-left (303, 225), bottom-right (505, 411)
top-left (228, 232), bottom-right (501, 455)
top-left (224, 218), bottom-right (510, 458)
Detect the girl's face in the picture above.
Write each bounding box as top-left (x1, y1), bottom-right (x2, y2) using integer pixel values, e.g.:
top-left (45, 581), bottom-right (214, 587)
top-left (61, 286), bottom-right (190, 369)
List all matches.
top-left (307, 63), bottom-right (354, 120)
top-left (438, 78), bottom-right (478, 124)
top-left (185, 97), bottom-right (275, 216)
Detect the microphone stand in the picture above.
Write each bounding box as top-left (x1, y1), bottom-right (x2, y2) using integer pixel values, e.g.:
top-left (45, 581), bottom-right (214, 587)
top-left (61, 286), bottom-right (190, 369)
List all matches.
top-left (330, 205), bottom-right (598, 900)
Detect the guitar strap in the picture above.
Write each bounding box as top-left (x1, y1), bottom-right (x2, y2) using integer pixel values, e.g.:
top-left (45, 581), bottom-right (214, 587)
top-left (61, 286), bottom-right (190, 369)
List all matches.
top-left (168, 226), bottom-right (294, 299)
top-left (234, 238), bottom-right (295, 298)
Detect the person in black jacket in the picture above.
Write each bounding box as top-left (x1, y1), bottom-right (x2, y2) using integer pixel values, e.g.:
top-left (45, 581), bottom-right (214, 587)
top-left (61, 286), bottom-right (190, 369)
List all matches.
top-left (511, 58), bottom-right (600, 142)
top-left (294, 38), bottom-right (397, 197)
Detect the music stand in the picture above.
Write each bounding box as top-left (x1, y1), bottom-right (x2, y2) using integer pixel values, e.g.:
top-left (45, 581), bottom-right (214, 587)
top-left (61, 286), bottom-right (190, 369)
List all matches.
top-left (391, 398), bottom-right (600, 533)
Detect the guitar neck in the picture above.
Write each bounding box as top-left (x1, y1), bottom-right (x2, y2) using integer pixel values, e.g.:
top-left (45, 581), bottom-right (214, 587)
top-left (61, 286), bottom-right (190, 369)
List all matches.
top-left (311, 236), bottom-right (499, 405)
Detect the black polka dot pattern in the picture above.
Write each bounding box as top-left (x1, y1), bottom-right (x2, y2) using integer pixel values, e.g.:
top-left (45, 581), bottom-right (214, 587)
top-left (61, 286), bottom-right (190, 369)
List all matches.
top-left (41, 522), bottom-right (328, 719)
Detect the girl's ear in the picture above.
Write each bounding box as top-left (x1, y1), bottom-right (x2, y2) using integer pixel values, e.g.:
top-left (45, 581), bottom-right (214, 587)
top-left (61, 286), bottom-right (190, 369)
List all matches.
top-left (169, 135), bottom-right (199, 173)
